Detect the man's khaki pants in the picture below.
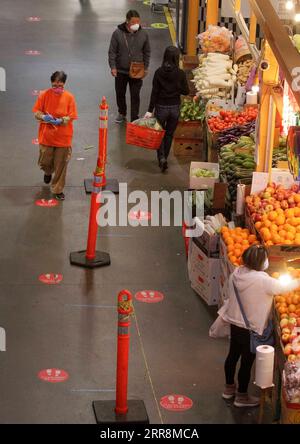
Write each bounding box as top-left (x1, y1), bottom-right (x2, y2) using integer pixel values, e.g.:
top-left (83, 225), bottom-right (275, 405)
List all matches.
top-left (38, 145), bottom-right (72, 194)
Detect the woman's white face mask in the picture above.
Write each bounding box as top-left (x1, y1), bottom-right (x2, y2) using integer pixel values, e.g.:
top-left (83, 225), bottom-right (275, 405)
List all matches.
top-left (263, 258), bottom-right (269, 271)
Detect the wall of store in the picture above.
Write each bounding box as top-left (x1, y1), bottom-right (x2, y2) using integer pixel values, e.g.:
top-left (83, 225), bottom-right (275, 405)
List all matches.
top-left (198, 0), bottom-right (263, 48)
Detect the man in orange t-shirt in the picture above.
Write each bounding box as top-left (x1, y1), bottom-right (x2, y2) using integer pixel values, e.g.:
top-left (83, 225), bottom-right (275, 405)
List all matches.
top-left (32, 71), bottom-right (78, 200)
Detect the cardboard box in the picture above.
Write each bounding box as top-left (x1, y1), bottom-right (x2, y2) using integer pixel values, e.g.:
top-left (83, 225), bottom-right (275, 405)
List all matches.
top-left (188, 239), bottom-right (220, 306)
top-left (182, 55), bottom-right (200, 71)
top-left (281, 391), bottom-right (300, 424)
top-left (196, 229), bottom-right (220, 258)
top-left (173, 138), bottom-right (202, 159)
top-left (174, 121), bottom-right (203, 140)
top-left (190, 162), bottom-right (219, 190)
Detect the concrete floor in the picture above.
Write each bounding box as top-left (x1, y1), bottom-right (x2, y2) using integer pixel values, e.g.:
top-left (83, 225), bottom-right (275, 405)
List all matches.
top-left (0, 0), bottom-right (267, 424)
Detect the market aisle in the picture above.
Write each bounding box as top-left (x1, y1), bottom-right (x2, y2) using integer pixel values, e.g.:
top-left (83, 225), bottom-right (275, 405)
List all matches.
top-left (0, 0), bottom-right (263, 423)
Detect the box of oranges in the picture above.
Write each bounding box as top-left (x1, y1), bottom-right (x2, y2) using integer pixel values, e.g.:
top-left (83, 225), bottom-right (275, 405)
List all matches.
top-left (220, 226), bottom-right (259, 268)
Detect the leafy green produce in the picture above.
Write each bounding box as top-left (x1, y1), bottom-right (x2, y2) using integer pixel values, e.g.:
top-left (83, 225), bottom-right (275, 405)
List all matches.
top-left (191, 168), bottom-right (217, 178)
top-left (180, 98), bottom-right (205, 122)
top-left (133, 118), bottom-right (163, 131)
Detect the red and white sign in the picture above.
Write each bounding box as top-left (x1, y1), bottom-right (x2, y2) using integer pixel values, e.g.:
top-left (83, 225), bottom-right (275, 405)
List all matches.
top-left (135, 290), bottom-right (164, 304)
top-left (38, 369), bottom-right (69, 383)
top-left (32, 138), bottom-right (39, 145)
top-left (25, 50), bottom-right (41, 56)
top-left (129, 210), bottom-right (152, 221)
top-left (160, 395), bottom-right (193, 412)
top-left (27, 16), bottom-right (41, 22)
top-left (35, 199), bottom-right (59, 208)
top-left (39, 273), bottom-right (63, 284)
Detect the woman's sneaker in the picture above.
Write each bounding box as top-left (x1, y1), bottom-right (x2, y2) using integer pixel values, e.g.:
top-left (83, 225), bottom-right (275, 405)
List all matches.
top-left (234, 393), bottom-right (260, 408)
top-left (54, 193), bottom-right (65, 201)
top-left (222, 384), bottom-right (236, 400)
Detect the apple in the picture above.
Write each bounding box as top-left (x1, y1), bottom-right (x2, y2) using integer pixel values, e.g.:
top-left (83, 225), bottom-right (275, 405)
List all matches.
top-left (280, 319), bottom-right (289, 328)
top-left (290, 203), bottom-right (296, 208)
top-left (281, 200), bottom-right (289, 209)
top-left (263, 192), bottom-right (271, 199)
top-left (282, 333), bottom-right (290, 343)
top-left (297, 318), bottom-right (300, 327)
top-left (266, 186), bottom-right (275, 195)
top-left (291, 184), bottom-right (299, 193)
top-left (265, 205), bottom-right (274, 212)
top-left (288, 317), bottom-right (297, 328)
top-left (288, 354), bottom-right (297, 362)
top-left (254, 214), bottom-right (262, 222)
top-left (282, 327), bottom-right (291, 335)
top-left (288, 196), bottom-right (295, 205)
top-left (276, 192), bottom-right (285, 202)
top-left (284, 344), bottom-right (293, 356)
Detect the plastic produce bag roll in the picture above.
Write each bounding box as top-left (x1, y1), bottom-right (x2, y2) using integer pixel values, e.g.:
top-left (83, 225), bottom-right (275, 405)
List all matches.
top-left (255, 345), bottom-right (275, 389)
top-left (236, 184), bottom-right (246, 216)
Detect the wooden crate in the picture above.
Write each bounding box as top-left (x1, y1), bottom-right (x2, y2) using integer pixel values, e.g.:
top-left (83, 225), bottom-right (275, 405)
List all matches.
top-left (173, 138), bottom-right (202, 159)
top-left (174, 121), bottom-right (203, 140)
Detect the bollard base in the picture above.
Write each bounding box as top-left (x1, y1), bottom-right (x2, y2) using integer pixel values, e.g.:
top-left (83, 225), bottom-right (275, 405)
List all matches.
top-left (84, 178), bottom-right (119, 194)
top-left (70, 251), bottom-right (111, 269)
top-left (93, 400), bottom-right (149, 424)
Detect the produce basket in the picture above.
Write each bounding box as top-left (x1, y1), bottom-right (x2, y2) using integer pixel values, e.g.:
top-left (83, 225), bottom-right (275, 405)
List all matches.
top-left (126, 122), bottom-right (165, 150)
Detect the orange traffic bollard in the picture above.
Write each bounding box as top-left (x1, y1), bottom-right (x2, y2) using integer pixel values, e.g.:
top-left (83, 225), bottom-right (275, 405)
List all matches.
top-left (84, 99), bottom-right (119, 194)
top-left (70, 97), bottom-right (111, 268)
top-left (92, 290), bottom-right (149, 424)
top-left (115, 290), bottom-right (134, 415)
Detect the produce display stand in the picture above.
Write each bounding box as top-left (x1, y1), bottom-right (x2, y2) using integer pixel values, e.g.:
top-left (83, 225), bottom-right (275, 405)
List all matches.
top-left (187, 0), bottom-right (300, 424)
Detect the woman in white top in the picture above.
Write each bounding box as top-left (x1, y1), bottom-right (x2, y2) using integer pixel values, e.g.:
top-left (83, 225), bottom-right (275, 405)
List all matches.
top-left (220, 245), bottom-right (300, 408)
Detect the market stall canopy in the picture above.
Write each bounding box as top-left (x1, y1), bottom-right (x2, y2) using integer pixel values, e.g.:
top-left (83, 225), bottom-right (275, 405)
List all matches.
top-left (249, 0), bottom-right (300, 108)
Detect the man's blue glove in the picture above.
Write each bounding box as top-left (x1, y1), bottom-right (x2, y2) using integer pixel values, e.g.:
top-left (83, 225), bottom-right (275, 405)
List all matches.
top-left (42, 114), bottom-right (53, 122)
top-left (49, 118), bottom-right (63, 125)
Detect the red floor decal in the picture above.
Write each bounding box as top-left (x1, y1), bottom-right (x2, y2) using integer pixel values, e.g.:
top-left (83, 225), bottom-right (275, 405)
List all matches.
top-left (129, 210), bottom-right (152, 221)
top-left (26, 16), bottom-right (41, 22)
top-left (35, 199), bottom-right (59, 208)
top-left (39, 273), bottom-right (63, 284)
top-left (25, 50), bottom-right (41, 56)
top-left (135, 290), bottom-right (164, 303)
top-left (160, 395), bottom-right (193, 412)
top-left (32, 138), bottom-right (39, 145)
top-left (38, 369), bottom-right (69, 383)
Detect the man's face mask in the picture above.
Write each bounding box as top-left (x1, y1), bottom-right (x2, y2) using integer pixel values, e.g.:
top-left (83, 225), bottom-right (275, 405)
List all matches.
top-left (129, 23), bottom-right (139, 32)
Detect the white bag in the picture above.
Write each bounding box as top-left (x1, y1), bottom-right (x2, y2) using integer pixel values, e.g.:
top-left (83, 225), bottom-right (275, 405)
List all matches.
top-left (209, 316), bottom-right (230, 339)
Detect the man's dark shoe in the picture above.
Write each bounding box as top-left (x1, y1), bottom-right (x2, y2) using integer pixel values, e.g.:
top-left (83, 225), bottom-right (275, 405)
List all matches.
top-left (44, 174), bottom-right (52, 184)
top-left (54, 193), bottom-right (65, 201)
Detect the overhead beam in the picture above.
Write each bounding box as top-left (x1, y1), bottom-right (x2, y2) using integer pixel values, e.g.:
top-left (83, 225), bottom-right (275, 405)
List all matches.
top-left (249, 0), bottom-right (300, 108)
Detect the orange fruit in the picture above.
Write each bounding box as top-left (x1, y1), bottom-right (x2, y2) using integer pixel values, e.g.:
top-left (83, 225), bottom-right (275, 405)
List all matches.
top-left (227, 244), bottom-right (234, 253)
top-left (292, 295), bottom-right (299, 304)
top-left (294, 194), bottom-right (300, 204)
top-left (265, 240), bottom-right (273, 246)
top-left (242, 240), bottom-right (249, 246)
top-left (225, 238), bottom-right (234, 246)
top-left (285, 208), bottom-right (295, 219)
top-left (288, 304), bottom-right (297, 313)
top-left (234, 249), bottom-right (242, 258)
top-left (234, 243), bottom-right (243, 250)
top-left (286, 232), bottom-right (295, 241)
top-left (255, 222), bottom-right (262, 230)
top-left (230, 256), bottom-right (237, 264)
top-left (268, 211), bottom-right (278, 221)
top-left (278, 306), bottom-right (288, 314)
top-left (291, 217), bottom-right (299, 227)
top-left (270, 224), bottom-right (278, 232)
top-left (279, 230), bottom-right (286, 238)
top-left (284, 240), bottom-right (293, 245)
top-left (235, 236), bottom-right (243, 244)
top-left (272, 234), bottom-right (281, 244)
top-left (248, 235), bottom-right (257, 244)
top-left (260, 228), bottom-right (271, 242)
top-left (263, 220), bottom-right (272, 228)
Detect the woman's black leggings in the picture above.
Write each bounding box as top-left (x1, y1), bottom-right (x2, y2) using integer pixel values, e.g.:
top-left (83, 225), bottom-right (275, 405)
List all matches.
top-left (224, 324), bottom-right (256, 393)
